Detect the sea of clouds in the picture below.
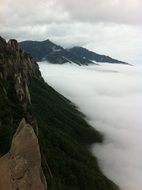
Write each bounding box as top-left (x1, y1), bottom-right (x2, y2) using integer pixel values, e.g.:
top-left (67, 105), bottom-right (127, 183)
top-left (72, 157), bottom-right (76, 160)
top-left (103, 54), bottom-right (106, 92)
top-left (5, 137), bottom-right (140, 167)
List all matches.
top-left (39, 62), bottom-right (142, 190)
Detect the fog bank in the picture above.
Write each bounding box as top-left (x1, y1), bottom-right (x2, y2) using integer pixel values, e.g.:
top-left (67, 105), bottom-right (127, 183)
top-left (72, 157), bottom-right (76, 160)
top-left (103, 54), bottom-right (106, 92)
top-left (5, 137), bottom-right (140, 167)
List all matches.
top-left (39, 62), bottom-right (142, 190)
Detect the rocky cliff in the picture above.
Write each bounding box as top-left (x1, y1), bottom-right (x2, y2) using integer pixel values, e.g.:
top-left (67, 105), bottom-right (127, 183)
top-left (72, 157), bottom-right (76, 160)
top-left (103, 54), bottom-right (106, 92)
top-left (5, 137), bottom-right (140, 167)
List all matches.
top-left (0, 37), bottom-right (47, 189)
top-left (0, 36), bottom-right (119, 190)
top-left (0, 37), bottom-right (43, 134)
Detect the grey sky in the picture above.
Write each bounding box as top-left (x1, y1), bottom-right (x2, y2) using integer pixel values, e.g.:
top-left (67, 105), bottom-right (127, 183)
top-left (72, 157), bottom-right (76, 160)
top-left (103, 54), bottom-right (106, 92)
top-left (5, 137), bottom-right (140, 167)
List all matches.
top-left (1, 0), bottom-right (142, 64)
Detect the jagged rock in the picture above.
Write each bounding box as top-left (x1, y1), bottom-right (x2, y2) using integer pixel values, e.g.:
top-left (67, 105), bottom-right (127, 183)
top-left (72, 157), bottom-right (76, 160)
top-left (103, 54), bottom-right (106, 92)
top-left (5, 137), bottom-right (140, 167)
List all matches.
top-left (14, 73), bottom-right (31, 110)
top-left (0, 37), bottom-right (7, 49)
top-left (0, 36), bottom-right (41, 133)
top-left (0, 36), bottom-right (42, 80)
top-left (8, 39), bottom-right (20, 50)
top-left (0, 119), bottom-right (47, 190)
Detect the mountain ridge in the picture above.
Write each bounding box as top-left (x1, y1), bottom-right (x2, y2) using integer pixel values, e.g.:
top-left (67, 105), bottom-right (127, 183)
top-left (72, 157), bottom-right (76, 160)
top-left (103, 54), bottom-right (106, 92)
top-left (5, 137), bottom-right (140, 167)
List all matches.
top-left (20, 39), bottom-right (128, 65)
top-left (69, 46), bottom-right (127, 64)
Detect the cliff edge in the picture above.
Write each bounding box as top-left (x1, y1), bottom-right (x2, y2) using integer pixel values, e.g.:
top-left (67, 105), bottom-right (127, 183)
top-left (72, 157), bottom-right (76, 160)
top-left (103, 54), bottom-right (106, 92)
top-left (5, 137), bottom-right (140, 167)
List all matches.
top-left (0, 37), bottom-right (47, 189)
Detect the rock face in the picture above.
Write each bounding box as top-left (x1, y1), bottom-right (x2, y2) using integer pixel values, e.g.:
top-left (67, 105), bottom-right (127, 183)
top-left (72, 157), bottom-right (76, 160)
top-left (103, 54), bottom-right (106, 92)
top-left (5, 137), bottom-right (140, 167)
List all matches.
top-left (0, 119), bottom-right (47, 190)
top-left (0, 37), bottom-right (42, 133)
top-left (0, 37), bottom-right (47, 189)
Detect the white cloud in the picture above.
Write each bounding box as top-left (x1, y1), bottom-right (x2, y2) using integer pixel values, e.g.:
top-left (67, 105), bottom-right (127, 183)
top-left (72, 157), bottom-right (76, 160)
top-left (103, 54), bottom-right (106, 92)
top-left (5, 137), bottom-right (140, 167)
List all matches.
top-left (39, 62), bottom-right (142, 190)
top-left (53, 0), bottom-right (142, 25)
top-left (1, 0), bottom-right (142, 26)
top-left (1, 0), bottom-right (142, 64)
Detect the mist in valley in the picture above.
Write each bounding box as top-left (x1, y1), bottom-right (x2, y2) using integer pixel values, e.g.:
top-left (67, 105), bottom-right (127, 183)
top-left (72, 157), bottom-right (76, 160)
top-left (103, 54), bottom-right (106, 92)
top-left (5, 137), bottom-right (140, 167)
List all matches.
top-left (39, 62), bottom-right (142, 190)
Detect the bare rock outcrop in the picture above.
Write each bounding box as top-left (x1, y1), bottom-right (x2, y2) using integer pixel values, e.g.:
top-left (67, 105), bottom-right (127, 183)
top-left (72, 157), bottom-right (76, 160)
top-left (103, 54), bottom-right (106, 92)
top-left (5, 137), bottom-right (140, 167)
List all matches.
top-left (0, 36), bottom-right (40, 133)
top-left (0, 119), bottom-right (47, 190)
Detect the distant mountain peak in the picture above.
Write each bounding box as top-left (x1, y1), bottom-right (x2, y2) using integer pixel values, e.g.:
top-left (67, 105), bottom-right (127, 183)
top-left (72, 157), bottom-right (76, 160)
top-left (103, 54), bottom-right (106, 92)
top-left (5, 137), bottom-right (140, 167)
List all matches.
top-left (20, 39), bottom-right (128, 65)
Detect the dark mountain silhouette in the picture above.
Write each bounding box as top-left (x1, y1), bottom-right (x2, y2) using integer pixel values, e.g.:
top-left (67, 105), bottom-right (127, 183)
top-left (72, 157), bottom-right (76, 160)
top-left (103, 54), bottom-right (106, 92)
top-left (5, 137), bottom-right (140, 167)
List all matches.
top-left (69, 46), bottom-right (127, 64)
top-left (20, 39), bottom-right (128, 65)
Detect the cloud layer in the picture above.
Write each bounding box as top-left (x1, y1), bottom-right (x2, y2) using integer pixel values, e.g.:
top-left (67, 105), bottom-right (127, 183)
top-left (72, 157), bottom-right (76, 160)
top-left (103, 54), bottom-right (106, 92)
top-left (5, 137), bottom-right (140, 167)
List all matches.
top-left (1, 0), bottom-right (142, 26)
top-left (1, 0), bottom-right (142, 64)
top-left (58, 0), bottom-right (142, 24)
top-left (39, 62), bottom-right (142, 190)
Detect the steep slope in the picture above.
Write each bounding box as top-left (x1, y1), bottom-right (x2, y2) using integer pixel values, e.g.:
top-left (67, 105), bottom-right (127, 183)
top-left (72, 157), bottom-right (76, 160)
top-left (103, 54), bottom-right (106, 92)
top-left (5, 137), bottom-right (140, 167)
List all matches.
top-left (0, 36), bottom-right (119, 190)
top-left (0, 37), bottom-right (42, 154)
top-left (0, 37), bottom-right (46, 189)
top-left (20, 39), bottom-right (127, 65)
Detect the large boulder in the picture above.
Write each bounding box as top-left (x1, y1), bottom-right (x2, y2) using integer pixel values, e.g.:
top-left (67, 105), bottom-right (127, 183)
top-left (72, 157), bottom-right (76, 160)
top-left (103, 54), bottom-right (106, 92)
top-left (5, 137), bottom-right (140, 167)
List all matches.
top-left (0, 119), bottom-right (47, 190)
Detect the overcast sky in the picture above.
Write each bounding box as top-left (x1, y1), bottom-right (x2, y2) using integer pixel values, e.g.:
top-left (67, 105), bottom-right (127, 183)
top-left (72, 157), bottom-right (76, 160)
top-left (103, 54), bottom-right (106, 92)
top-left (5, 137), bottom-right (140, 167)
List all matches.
top-left (1, 0), bottom-right (142, 64)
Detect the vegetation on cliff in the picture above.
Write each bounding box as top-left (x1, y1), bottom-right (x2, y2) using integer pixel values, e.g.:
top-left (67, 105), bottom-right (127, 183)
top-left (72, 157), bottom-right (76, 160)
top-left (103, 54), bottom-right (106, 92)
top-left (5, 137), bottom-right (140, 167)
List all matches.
top-left (0, 37), bottom-right (118, 190)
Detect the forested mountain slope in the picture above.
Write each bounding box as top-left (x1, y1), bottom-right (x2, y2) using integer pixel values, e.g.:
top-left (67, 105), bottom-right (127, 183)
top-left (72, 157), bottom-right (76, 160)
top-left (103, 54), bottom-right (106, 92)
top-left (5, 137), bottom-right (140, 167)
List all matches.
top-left (0, 36), bottom-right (118, 190)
